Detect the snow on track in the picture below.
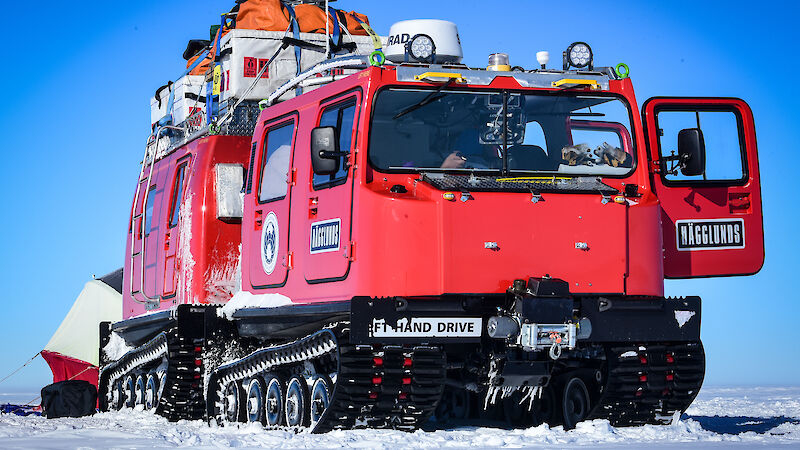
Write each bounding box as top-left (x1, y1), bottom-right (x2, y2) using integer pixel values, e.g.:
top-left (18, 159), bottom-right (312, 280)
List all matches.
top-left (1, 387), bottom-right (798, 448)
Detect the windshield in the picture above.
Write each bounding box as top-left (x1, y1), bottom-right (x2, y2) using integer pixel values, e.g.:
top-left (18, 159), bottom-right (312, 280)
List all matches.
top-left (369, 88), bottom-right (635, 176)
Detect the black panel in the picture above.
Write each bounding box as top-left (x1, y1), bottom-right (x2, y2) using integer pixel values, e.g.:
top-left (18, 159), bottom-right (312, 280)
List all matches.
top-left (580, 296), bottom-right (701, 342)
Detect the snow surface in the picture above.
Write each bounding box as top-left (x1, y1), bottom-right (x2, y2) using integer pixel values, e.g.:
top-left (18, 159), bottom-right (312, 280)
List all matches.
top-left (219, 290), bottom-right (293, 320)
top-left (1, 387), bottom-right (798, 448)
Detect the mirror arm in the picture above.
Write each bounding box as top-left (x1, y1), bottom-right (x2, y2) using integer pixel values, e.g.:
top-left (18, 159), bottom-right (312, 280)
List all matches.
top-left (660, 151), bottom-right (681, 175)
top-left (319, 150), bottom-right (349, 159)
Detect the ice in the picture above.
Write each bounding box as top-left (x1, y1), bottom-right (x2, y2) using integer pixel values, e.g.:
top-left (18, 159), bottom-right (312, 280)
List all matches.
top-left (219, 290), bottom-right (293, 320)
top-left (1, 387), bottom-right (798, 448)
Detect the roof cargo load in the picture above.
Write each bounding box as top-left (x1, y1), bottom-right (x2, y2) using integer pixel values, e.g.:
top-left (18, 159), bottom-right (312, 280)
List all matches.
top-left (237, 0), bottom-right (371, 36)
top-left (150, 75), bottom-right (206, 128)
top-left (217, 29), bottom-right (380, 103)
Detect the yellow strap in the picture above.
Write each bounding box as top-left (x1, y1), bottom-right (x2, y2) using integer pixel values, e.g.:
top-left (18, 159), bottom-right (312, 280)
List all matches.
top-left (551, 78), bottom-right (599, 89)
top-left (359, 21), bottom-right (383, 51)
top-left (212, 66), bottom-right (222, 96)
top-left (414, 72), bottom-right (466, 83)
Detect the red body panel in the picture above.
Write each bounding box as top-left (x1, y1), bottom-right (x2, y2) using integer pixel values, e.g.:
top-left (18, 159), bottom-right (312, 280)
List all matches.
top-left (123, 136), bottom-right (250, 319)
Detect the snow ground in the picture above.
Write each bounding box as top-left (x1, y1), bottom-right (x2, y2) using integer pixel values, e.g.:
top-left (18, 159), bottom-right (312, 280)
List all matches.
top-left (1, 387), bottom-right (798, 449)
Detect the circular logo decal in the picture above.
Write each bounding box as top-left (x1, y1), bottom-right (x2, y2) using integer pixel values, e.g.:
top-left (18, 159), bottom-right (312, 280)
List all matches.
top-left (261, 212), bottom-right (279, 275)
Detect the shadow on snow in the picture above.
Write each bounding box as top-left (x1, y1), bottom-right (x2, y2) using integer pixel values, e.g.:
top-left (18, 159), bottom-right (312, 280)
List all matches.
top-left (688, 415), bottom-right (800, 435)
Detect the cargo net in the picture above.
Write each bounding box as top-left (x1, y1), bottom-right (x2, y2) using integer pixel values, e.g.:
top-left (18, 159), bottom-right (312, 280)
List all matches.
top-left (146, 100), bottom-right (260, 161)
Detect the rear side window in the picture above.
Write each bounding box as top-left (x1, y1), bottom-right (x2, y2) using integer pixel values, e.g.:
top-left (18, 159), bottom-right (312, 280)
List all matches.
top-left (144, 186), bottom-right (157, 236)
top-left (169, 163), bottom-right (187, 228)
top-left (314, 100), bottom-right (357, 188)
top-left (259, 121), bottom-right (295, 203)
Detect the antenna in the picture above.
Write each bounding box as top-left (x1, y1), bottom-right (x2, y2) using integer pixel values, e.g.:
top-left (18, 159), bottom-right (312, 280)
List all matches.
top-left (325, 0), bottom-right (330, 59)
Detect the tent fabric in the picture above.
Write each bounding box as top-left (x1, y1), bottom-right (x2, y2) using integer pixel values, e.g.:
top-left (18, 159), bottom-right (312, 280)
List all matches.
top-left (40, 351), bottom-right (98, 386)
top-left (44, 278), bottom-right (122, 367)
top-left (98, 268), bottom-right (124, 294)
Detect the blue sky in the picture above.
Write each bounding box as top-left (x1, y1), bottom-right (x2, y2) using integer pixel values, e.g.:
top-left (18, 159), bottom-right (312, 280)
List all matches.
top-left (0, 0), bottom-right (797, 392)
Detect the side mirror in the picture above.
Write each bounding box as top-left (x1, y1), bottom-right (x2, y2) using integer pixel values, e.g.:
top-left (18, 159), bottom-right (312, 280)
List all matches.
top-left (677, 128), bottom-right (706, 176)
top-left (310, 126), bottom-right (341, 176)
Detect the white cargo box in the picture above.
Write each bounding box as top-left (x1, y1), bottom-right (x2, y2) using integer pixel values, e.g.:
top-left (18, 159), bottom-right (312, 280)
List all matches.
top-left (150, 75), bottom-right (207, 126)
top-left (218, 29), bottom-right (381, 102)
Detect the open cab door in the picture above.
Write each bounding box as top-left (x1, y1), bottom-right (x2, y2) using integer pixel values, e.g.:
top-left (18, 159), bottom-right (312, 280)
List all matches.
top-left (643, 97), bottom-right (764, 278)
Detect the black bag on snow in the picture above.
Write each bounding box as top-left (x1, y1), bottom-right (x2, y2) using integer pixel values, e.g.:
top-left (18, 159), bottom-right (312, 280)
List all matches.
top-left (41, 380), bottom-right (97, 418)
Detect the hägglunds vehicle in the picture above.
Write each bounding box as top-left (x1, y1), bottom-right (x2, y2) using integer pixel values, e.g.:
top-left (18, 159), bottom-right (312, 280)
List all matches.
top-left (98, 0), bottom-right (764, 432)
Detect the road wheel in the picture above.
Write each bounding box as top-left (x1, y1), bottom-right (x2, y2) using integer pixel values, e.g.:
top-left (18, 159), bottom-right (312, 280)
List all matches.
top-left (245, 377), bottom-right (267, 424)
top-left (285, 376), bottom-right (310, 427)
top-left (264, 375), bottom-right (285, 427)
top-left (562, 377), bottom-right (591, 430)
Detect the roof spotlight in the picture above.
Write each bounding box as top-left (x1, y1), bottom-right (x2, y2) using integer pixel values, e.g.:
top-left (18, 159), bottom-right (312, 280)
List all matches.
top-left (406, 33), bottom-right (436, 63)
top-left (563, 42), bottom-right (593, 70)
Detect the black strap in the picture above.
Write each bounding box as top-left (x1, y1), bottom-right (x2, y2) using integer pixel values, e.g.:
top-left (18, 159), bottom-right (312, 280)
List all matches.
top-left (184, 93), bottom-right (207, 103)
top-left (154, 82), bottom-right (173, 108)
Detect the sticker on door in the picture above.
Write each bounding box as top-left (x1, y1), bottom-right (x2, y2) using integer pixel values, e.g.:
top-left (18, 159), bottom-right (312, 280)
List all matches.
top-left (676, 218), bottom-right (744, 251)
top-left (261, 212), bottom-right (279, 274)
top-left (310, 218), bottom-right (341, 254)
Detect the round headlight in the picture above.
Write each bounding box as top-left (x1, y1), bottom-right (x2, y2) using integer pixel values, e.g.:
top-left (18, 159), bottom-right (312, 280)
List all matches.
top-left (567, 42), bottom-right (593, 69)
top-left (407, 34), bottom-right (436, 63)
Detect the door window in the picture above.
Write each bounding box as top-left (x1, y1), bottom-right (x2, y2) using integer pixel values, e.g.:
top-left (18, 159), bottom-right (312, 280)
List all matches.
top-left (314, 100), bottom-right (357, 188)
top-left (259, 122), bottom-right (295, 203)
top-left (656, 109), bottom-right (746, 183)
top-left (144, 186), bottom-right (157, 236)
top-left (169, 163), bottom-right (187, 228)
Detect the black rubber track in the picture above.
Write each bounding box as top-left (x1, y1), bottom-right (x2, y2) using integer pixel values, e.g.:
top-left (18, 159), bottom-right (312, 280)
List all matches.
top-left (206, 326), bottom-right (446, 433)
top-left (590, 341), bottom-right (705, 425)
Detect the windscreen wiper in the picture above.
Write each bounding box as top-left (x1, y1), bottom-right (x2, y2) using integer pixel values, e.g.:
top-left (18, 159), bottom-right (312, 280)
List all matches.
top-left (393, 79), bottom-right (454, 120)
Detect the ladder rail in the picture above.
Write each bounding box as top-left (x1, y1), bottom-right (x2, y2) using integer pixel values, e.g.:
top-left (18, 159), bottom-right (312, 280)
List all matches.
top-left (130, 126), bottom-right (185, 308)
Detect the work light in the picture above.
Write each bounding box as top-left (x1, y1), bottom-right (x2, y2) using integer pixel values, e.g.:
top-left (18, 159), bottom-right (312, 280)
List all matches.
top-left (407, 34), bottom-right (436, 63)
top-left (564, 42), bottom-right (593, 70)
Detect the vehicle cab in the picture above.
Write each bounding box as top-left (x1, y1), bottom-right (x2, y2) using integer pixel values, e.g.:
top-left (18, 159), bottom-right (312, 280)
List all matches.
top-left (241, 52), bottom-right (763, 305)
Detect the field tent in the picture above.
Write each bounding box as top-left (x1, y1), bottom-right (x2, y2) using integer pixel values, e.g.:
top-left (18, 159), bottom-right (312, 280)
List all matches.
top-left (41, 269), bottom-right (123, 387)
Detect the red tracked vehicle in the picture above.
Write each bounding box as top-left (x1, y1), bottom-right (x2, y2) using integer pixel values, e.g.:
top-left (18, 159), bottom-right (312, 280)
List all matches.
top-left (99, 14), bottom-right (763, 433)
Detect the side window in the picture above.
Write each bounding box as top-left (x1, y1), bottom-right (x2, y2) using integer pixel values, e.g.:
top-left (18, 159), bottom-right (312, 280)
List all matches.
top-left (657, 110), bottom-right (745, 183)
top-left (169, 163), bottom-right (187, 228)
top-left (314, 100), bottom-right (357, 188)
top-left (259, 121), bottom-right (295, 203)
top-left (144, 186), bottom-right (157, 236)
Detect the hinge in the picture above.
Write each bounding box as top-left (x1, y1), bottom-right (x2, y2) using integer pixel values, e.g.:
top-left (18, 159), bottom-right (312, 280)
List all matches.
top-left (344, 241), bottom-right (356, 261)
top-left (283, 251), bottom-right (294, 270)
top-left (289, 167), bottom-right (297, 186)
top-left (652, 161), bottom-right (661, 174)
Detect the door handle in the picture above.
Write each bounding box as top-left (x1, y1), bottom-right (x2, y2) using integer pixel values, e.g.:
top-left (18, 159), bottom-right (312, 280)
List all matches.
top-left (255, 210), bottom-right (263, 229)
top-left (309, 197), bottom-right (318, 217)
top-left (729, 193), bottom-right (751, 214)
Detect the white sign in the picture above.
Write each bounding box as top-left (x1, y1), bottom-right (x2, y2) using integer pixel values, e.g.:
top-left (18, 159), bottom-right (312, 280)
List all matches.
top-left (370, 317), bottom-right (482, 338)
top-left (310, 218), bottom-right (341, 254)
